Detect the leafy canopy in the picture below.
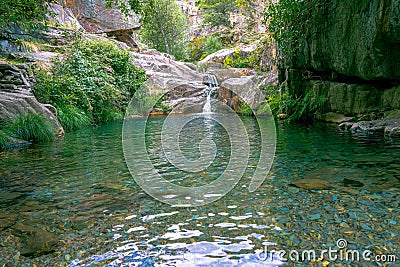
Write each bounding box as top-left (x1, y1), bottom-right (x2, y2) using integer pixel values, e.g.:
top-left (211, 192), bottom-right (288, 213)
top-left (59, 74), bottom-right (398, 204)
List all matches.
top-left (197, 0), bottom-right (236, 28)
top-left (265, 0), bottom-right (322, 63)
top-left (139, 0), bottom-right (190, 60)
top-left (0, 0), bottom-right (52, 29)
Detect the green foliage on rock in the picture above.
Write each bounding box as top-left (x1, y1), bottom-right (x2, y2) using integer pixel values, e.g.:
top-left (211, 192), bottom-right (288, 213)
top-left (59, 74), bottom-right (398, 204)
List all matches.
top-left (265, 0), bottom-right (322, 64)
top-left (140, 0), bottom-right (190, 60)
top-left (188, 36), bottom-right (223, 61)
top-left (0, 130), bottom-right (11, 149)
top-left (34, 37), bottom-right (147, 128)
top-left (260, 85), bottom-right (324, 121)
top-left (237, 102), bottom-right (253, 116)
top-left (222, 49), bottom-right (250, 68)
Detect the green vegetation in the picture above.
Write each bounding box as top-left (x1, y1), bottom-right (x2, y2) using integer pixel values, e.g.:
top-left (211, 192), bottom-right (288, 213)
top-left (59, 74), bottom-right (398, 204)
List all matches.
top-left (0, 0), bottom-right (51, 28)
top-left (265, 0), bottom-right (322, 63)
top-left (188, 36), bottom-right (223, 61)
top-left (57, 106), bottom-right (91, 131)
top-left (34, 37), bottom-right (147, 128)
top-left (197, 0), bottom-right (237, 28)
top-left (0, 114), bottom-right (55, 148)
top-left (260, 85), bottom-right (324, 121)
top-left (8, 114), bottom-right (54, 142)
top-left (222, 48), bottom-right (250, 68)
top-left (0, 130), bottom-right (11, 149)
top-left (106, 0), bottom-right (143, 16)
top-left (237, 102), bottom-right (253, 116)
top-left (139, 0), bottom-right (190, 60)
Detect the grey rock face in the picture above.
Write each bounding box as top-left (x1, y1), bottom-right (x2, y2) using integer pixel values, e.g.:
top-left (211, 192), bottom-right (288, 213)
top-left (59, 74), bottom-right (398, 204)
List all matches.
top-left (63, 0), bottom-right (140, 33)
top-left (284, 0), bottom-right (400, 126)
top-left (299, 0), bottom-right (400, 80)
top-left (0, 63), bottom-right (62, 129)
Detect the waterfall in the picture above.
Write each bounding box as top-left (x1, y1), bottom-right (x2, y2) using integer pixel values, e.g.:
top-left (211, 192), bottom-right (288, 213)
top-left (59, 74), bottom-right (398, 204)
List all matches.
top-left (203, 74), bottom-right (218, 114)
top-left (203, 90), bottom-right (212, 113)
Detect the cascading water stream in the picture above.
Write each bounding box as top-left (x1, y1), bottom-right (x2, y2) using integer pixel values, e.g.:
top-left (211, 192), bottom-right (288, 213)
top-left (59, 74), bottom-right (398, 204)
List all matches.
top-left (203, 74), bottom-right (218, 114)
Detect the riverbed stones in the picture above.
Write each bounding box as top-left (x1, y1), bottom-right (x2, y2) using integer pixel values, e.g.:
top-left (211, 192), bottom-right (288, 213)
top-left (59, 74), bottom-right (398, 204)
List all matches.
top-left (0, 211), bottom-right (18, 231)
top-left (290, 179), bottom-right (332, 190)
top-left (11, 224), bottom-right (58, 257)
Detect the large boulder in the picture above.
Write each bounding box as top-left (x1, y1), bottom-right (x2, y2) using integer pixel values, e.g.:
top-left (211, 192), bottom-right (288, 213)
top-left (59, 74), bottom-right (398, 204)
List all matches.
top-left (218, 77), bottom-right (264, 112)
top-left (131, 50), bottom-right (204, 82)
top-left (62, 0), bottom-right (140, 33)
top-left (129, 50), bottom-right (208, 113)
top-left (0, 63), bottom-right (62, 129)
top-left (47, 3), bottom-right (84, 30)
top-left (61, 0), bottom-right (141, 47)
top-left (199, 42), bottom-right (258, 68)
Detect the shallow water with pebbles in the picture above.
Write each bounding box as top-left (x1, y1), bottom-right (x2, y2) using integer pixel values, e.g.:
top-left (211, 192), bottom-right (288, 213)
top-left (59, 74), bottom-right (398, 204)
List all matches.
top-left (0, 118), bottom-right (399, 266)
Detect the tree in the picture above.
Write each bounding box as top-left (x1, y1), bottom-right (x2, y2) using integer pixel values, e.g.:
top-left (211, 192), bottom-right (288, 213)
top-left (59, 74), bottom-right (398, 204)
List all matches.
top-left (139, 0), bottom-right (190, 60)
top-left (105, 0), bottom-right (143, 16)
top-left (265, 0), bottom-right (320, 63)
top-left (197, 0), bottom-right (236, 28)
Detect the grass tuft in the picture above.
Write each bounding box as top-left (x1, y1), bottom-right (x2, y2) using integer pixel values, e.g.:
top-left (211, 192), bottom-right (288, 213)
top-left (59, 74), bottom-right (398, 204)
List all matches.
top-left (0, 130), bottom-right (11, 149)
top-left (8, 114), bottom-right (55, 142)
top-left (57, 106), bottom-right (91, 131)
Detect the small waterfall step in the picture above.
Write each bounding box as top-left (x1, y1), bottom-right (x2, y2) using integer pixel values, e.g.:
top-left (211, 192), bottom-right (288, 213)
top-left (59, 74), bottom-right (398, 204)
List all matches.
top-left (202, 74), bottom-right (218, 114)
top-left (203, 74), bottom-right (218, 88)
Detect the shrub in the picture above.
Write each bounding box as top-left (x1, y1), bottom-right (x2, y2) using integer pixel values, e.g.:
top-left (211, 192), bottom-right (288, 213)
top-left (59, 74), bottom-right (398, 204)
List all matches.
top-left (188, 36), bottom-right (223, 62)
top-left (57, 106), bottom-right (91, 131)
top-left (223, 56), bottom-right (234, 68)
top-left (222, 49), bottom-right (250, 69)
top-left (237, 102), bottom-right (253, 116)
top-left (0, 130), bottom-right (11, 149)
top-left (204, 36), bottom-right (223, 56)
top-left (260, 85), bottom-right (324, 121)
top-left (7, 114), bottom-right (54, 142)
top-left (0, 0), bottom-right (51, 29)
top-left (34, 38), bottom-right (147, 127)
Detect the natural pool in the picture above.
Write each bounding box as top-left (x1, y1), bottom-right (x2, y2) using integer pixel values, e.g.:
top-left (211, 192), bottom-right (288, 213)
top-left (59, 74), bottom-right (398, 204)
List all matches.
top-left (0, 116), bottom-right (399, 266)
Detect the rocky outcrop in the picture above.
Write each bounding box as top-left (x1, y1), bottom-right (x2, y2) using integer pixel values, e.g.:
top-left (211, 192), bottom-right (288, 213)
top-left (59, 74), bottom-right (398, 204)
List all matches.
top-left (283, 0), bottom-right (400, 129)
top-left (48, 3), bottom-right (84, 30)
top-left (0, 24), bottom-right (73, 61)
top-left (309, 82), bottom-right (400, 115)
top-left (199, 42), bottom-right (258, 68)
top-left (129, 49), bottom-right (273, 114)
top-left (130, 50), bottom-right (209, 113)
top-left (295, 0), bottom-right (400, 80)
top-left (0, 63), bottom-right (62, 129)
top-left (61, 0), bottom-right (141, 47)
top-left (218, 77), bottom-right (263, 112)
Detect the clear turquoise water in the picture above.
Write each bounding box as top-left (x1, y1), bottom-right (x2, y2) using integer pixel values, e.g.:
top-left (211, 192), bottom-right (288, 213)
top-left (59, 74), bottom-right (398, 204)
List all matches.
top-left (0, 117), bottom-right (399, 266)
